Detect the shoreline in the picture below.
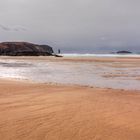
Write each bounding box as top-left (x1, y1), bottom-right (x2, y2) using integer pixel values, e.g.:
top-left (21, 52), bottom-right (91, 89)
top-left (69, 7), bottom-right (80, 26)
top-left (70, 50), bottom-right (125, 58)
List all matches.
top-left (0, 79), bottom-right (140, 140)
top-left (0, 55), bottom-right (140, 67)
top-left (0, 56), bottom-right (139, 90)
top-left (1, 77), bottom-right (140, 92)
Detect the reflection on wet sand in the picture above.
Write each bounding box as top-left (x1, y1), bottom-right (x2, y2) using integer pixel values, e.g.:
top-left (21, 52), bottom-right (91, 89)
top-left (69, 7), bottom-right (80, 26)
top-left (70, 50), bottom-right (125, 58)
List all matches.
top-left (0, 56), bottom-right (140, 90)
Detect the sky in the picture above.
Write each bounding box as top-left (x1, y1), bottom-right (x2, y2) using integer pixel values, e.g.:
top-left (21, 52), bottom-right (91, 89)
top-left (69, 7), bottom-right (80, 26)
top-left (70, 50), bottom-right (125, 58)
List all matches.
top-left (0, 0), bottom-right (140, 53)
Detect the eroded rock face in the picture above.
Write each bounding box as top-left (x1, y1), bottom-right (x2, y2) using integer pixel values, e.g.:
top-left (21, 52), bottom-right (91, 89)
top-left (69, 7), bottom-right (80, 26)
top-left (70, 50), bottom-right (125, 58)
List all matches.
top-left (0, 42), bottom-right (54, 56)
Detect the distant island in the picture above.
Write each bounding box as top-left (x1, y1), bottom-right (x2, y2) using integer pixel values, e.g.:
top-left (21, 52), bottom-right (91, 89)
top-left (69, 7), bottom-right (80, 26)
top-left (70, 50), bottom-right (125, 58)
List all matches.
top-left (0, 42), bottom-right (54, 56)
top-left (111, 51), bottom-right (133, 54)
top-left (116, 51), bottom-right (132, 54)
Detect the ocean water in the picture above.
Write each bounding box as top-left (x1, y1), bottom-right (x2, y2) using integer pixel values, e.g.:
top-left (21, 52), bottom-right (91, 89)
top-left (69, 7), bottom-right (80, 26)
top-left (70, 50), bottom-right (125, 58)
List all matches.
top-left (0, 55), bottom-right (140, 90)
top-left (61, 53), bottom-right (140, 57)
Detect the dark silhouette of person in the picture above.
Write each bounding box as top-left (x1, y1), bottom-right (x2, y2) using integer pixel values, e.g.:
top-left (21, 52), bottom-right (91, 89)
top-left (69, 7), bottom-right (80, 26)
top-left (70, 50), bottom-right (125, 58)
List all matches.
top-left (58, 49), bottom-right (61, 54)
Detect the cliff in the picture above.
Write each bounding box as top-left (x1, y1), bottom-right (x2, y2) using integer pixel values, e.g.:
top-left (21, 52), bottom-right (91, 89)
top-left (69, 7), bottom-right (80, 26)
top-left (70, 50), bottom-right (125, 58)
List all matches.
top-left (0, 42), bottom-right (54, 56)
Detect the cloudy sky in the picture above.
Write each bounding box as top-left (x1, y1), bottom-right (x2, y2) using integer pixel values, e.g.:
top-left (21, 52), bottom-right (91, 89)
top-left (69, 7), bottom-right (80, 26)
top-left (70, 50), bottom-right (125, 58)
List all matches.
top-left (0, 0), bottom-right (140, 53)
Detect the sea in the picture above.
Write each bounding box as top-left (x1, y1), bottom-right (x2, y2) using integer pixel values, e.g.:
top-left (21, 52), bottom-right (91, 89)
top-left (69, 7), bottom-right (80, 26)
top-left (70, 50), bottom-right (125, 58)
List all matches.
top-left (62, 53), bottom-right (140, 57)
top-left (0, 53), bottom-right (140, 90)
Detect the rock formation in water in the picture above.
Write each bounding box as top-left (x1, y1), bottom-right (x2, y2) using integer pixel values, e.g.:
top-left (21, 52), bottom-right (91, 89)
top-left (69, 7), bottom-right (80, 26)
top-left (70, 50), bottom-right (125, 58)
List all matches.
top-left (0, 42), bottom-right (54, 56)
top-left (116, 51), bottom-right (132, 54)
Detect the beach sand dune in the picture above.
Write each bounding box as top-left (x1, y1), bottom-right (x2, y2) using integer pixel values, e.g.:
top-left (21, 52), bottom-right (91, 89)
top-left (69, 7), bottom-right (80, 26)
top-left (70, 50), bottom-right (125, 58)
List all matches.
top-left (0, 80), bottom-right (140, 140)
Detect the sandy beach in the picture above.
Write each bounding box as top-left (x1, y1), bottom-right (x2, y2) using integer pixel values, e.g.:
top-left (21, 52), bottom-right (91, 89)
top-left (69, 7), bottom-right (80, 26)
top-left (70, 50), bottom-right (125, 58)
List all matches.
top-left (1, 0), bottom-right (140, 139)
top-left (0, 57), bottom-right (140, 140)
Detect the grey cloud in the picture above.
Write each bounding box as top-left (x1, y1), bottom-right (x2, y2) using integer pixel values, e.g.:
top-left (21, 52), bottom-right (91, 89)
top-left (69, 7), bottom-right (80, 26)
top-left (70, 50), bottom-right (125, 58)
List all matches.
top-left (13, 26), bottom-right (27, 32)
top-left (0, 24), bottom-right (27, 32)
top-left (0, 0), bottom-right (140, 53)
top-left (0, 24), bottom-right (11, 31)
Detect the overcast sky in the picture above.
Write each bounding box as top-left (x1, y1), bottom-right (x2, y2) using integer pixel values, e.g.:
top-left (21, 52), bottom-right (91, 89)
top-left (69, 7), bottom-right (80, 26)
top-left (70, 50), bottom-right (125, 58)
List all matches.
top-left (0, 0), bottom-right (140, 53)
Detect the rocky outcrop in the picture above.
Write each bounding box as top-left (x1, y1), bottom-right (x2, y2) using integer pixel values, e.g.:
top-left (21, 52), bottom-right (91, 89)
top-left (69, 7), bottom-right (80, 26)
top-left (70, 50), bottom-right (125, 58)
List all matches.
top-left (117, 51), bottom-right (132, 54)
top-left (0, 42), bottom-right (54, 56)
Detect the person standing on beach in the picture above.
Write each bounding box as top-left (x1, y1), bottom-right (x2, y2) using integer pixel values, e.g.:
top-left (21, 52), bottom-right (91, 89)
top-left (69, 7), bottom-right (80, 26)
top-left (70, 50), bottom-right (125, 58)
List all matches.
top-left (58, 49), bottom-right (61, 54)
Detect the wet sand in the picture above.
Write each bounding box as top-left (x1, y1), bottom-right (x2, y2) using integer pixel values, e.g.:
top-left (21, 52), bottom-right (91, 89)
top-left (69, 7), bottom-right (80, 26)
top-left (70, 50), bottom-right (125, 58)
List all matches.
top-left (0, 56), bottom-right (140, 90)
top-left (0, 79), bottom-right (140, 140)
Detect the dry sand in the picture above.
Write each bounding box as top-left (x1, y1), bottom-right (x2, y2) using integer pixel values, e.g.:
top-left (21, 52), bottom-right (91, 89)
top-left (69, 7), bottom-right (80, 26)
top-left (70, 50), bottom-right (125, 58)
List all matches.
top-left (0, 79), bottom-right (140, 140)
